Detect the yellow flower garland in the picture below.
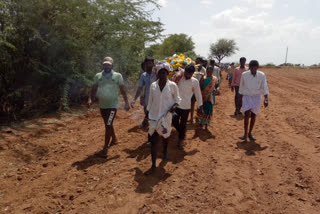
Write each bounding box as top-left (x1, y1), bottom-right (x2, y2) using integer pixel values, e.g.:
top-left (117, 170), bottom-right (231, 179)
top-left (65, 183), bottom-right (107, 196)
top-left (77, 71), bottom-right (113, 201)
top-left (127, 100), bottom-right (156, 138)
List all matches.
top-left (164, 53), bottom-right (193, 78)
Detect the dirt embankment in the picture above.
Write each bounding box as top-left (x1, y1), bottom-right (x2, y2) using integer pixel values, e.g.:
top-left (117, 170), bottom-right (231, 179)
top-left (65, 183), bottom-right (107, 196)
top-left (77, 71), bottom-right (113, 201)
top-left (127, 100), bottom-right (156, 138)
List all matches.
top-left (0, 67), bottom-right (320, 214)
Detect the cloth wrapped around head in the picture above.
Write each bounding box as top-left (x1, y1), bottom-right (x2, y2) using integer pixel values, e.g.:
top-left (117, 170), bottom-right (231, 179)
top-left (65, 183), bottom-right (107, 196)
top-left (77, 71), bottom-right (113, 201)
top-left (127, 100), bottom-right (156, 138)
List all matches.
top-left (156, 61), bottom-right (173, 73)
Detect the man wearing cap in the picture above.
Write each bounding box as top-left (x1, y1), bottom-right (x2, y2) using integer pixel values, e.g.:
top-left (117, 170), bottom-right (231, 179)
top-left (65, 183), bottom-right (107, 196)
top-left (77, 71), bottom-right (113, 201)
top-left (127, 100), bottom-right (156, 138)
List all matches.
top-left (172, 64), bottom-right (203, 150)
top-left (88, 57), bottom-right (130, 158)
top-left (131, 57), bottom-right (157, 131)
top-left (239, 60), bottom-right (269, 141)
top-left (145, 61), bottom-right (181, 175)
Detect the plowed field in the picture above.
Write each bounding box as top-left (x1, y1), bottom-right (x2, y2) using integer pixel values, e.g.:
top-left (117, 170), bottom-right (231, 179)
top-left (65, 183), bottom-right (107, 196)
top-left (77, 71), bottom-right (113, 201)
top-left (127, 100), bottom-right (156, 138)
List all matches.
top-left (1, 67), bottom-right (320, 214)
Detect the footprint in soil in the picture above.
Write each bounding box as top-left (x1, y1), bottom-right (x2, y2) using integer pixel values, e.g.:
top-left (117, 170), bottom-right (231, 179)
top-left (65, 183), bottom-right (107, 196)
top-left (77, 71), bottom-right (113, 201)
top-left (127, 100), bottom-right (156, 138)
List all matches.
top-left (236, 141), bottom-right (268, 156)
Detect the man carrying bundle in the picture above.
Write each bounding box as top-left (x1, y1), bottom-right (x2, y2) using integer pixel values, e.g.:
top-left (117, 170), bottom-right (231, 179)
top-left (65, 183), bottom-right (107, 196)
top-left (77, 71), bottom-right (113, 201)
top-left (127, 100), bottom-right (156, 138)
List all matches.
top-left (145, 61), bottom-right (181, 175)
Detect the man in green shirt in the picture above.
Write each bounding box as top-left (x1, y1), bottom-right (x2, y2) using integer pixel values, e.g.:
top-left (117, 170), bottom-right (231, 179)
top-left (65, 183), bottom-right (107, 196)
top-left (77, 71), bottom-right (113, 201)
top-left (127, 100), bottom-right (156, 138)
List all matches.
top-left (88, 57), bottom-right (130, 158)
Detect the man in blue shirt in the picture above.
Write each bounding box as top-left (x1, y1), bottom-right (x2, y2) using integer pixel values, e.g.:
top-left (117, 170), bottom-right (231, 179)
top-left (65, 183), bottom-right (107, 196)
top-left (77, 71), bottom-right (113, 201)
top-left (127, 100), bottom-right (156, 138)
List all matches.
top-left (131, 57), bottom-right (157, 143)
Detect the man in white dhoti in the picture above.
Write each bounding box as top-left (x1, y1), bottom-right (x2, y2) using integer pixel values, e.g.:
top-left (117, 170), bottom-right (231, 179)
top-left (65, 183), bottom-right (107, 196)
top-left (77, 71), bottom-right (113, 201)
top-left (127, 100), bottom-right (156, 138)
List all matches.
top-left (145, 61), bottom-right (181, 175)
top-left (239, 60), bottom-right (269, 141)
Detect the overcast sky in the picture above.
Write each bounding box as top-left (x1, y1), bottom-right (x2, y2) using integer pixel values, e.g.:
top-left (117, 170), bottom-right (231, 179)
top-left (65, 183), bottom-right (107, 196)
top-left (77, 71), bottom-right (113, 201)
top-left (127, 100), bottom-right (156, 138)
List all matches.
top-left (152, 0), bottom-right (320, 65)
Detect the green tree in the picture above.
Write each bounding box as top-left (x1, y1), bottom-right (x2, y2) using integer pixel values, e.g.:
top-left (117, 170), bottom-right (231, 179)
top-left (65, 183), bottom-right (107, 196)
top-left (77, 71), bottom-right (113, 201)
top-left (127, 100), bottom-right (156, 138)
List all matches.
top-left (0, 0), bottom-right (163, 121)
top-left (209, 38), bottom-right (238, 63)
top-left (148, 33), bottom-right (196, 59)
top-left (145, 44), bottom-right (161, 59)
top-left (265, 63), bottom-right (276, 66)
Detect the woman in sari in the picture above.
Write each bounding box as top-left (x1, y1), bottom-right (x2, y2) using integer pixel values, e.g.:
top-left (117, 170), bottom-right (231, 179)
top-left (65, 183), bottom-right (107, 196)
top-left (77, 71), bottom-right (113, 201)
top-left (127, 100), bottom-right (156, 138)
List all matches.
top-left (197, 66), bottom-right (219, 130)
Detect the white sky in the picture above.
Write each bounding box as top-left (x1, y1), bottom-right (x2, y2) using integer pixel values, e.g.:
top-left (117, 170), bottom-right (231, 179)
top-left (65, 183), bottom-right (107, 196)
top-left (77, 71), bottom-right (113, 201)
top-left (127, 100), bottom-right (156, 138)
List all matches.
top-left (152, 0), bottom-right (320, 65)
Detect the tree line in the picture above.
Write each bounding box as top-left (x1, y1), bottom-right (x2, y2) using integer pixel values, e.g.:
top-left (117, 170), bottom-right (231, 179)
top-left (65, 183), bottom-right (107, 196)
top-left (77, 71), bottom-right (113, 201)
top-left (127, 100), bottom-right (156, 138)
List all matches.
top-left (0, 0), bottom-right (239, 122)
top-left (0, 0), bottom-right (163, 121)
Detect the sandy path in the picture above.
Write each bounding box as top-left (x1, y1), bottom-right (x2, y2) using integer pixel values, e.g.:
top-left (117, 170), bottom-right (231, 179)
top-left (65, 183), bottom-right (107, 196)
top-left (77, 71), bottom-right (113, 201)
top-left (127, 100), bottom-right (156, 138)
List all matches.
top-left (0, 67), bottom-right (320, 214)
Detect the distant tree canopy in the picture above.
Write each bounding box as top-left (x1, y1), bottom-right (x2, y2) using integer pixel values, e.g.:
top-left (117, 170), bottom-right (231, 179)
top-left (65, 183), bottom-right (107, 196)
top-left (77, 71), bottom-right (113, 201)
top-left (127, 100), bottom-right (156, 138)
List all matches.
top-left (209, 39), bottom-right (238, 63)
top-left (0, 0), bottom-right (163, 121)
top-left (146, 33), bottom-right (197, 59)
top-left (265, 63), bottom-right (276, 67)
top-left (279, 63), bottom-right (294, 66)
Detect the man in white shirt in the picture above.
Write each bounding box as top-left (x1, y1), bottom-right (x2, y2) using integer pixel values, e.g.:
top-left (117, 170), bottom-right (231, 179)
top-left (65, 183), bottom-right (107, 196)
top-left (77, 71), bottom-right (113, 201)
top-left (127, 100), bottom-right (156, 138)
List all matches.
top-left (210, 60), bottom-right (221, 83)
top-left (145, 61), bottom-right (181, 175)
top-left (239, 60), bottom-right (269, 141)
top-left (195, 57), bottom-right (207, 77)
top-left (210, 60), bottom-right (222, 95)
top-left (173, 64), bottom-right (203, 150)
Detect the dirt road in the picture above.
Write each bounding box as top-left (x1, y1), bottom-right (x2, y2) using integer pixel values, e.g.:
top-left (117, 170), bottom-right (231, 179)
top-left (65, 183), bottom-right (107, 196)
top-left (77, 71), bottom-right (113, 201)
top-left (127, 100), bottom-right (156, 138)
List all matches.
top-left (1, 67), bottom-right (320, 214)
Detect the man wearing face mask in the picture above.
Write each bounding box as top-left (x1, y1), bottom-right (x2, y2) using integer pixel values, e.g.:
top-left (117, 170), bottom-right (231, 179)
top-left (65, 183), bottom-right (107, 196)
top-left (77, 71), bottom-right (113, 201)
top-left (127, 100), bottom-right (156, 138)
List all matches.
top-left (88, 57), bottom-right (130, 158)
top-left (173, 64), bottom-right (203, 150)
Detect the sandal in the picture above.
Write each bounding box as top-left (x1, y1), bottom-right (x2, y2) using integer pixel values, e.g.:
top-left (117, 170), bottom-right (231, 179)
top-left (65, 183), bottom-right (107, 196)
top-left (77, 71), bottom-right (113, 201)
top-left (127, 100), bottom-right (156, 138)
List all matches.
top-left (248, 134), bottom-right (256, 141)
top-left (178, 143), bottom-right (184, 151)
top-left (239, 135), bottom-right (247, 141)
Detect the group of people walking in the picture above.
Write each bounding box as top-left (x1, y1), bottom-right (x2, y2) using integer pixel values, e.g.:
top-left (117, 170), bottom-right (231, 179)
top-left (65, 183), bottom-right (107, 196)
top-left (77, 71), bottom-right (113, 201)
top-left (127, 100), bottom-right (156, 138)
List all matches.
top-left (88, 55), bottom-right (269, 175)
